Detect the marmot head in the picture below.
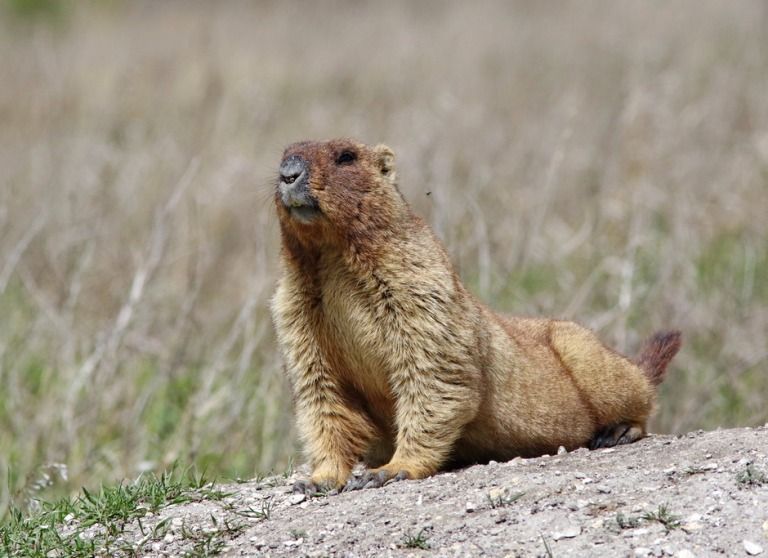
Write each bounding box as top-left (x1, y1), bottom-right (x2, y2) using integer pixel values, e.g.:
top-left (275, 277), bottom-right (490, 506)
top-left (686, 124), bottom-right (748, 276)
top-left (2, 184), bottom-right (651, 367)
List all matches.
top-left (275, 139), bottom-right (401, 248)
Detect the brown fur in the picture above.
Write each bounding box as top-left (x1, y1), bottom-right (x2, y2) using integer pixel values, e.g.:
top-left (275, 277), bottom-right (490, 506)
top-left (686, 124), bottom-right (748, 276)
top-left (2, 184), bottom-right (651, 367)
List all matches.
top-left (270, 139), bottom-right (682, 491)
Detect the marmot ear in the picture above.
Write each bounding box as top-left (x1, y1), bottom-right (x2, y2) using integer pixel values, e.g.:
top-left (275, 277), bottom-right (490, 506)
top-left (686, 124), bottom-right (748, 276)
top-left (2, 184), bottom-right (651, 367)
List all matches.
top-left (374, 144), bottom-right (396, 182)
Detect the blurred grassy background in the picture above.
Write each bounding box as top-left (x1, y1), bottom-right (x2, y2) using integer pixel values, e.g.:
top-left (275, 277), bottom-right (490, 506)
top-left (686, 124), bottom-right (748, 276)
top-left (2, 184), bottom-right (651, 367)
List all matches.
top-left (1, 0), bottom-right (767, 517)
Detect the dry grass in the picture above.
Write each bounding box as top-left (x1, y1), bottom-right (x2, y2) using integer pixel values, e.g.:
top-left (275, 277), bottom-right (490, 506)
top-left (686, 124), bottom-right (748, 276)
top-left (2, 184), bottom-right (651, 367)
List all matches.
top-left (1, 1), bottom-right (767, 517)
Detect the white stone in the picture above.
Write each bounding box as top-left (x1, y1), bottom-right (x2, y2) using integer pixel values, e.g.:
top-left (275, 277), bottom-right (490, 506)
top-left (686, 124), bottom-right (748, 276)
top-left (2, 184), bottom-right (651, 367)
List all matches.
top-left (488, 488), bottom-right (504, 500)
top-left (288, 493), bottom-right (306, 505)
top-left (632, 528), bottom-right (650, 536)
top-left (744, 540), bottom-right (764, 556)
top-left (557, 446), bottom-right (567, 455)
top-left (675, 550), bottom-right (695, 558)
top-left (681, 521), bottom-right (703, 533)
top-left (552, 525), bottom-right (581, 540)
top-left (634, 548), bottom-right (652, 557)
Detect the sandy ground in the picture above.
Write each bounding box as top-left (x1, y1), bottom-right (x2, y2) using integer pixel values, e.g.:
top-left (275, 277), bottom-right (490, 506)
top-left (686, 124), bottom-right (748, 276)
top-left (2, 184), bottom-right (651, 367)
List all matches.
top-left (112, 426), bottom-right (767, 557)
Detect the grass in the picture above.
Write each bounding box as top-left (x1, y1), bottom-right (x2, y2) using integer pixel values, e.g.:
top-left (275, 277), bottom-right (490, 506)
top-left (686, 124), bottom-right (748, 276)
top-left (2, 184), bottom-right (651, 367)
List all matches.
top-left (289, 528), bottom-right (308, 540)
top-left (0, 466), bottom-right (235, 557)
top-left (179, 516), bottom-right (245, 558)
top-left (614, 504), bottom-right (681, 533)
top-left (641, 504), bottom-right (681, 532)
top-left (486, 489), bottom-right (525, 509)
top-left (615, 512), bottom-right (642, 530)
top-left (222, 497), bottom-right (273, 521)
top-left (401, 528), bottom-right (430, 550)
top-left (736, 464), bottom-right (768, 487)
top-left (1, 0), bottom-right (768, 521)
top-left (541, 534), bottom-right (555, 558)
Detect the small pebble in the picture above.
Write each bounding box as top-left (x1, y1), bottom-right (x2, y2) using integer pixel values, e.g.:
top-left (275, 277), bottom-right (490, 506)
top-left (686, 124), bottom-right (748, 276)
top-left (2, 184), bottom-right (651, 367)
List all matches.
top-left (557, 446), bottom-right (567, 455)
top-left (488, 488), bottom-right (504, 500)
top-left (465, 501), bottom-right (477, 513)
top-left (676, 550), bottom-right (695, 558)
top-left (744, 540), bottom-right (764, 556)
top-left (634, 548), bottom-right (652, 557)
top-left (681, 521), bottom-right (703, 533)
top-left (289, 493), bottom-right (306, 505)
top-left (552, 525), bottom-right (581, 540)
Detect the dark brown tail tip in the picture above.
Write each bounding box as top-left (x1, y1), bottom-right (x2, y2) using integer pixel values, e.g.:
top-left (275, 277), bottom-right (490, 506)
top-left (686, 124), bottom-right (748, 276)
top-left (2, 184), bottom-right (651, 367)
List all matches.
top-left (635, 330), bottom-right (682, 386)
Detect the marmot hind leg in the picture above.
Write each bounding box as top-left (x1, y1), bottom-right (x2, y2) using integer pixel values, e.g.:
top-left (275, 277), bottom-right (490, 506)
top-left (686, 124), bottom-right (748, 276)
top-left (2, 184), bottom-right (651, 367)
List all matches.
top-left (589, 421), bottom-right (645, 449)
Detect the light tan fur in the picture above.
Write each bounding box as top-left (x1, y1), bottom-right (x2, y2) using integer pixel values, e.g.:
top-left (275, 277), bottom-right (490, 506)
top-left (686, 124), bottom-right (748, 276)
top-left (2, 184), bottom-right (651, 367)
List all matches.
top-left (270, 139), bottom-right (681, 492)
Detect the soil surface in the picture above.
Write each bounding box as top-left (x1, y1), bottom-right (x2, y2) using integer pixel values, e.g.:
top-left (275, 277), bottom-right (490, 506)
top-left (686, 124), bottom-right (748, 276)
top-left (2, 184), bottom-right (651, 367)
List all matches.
top-left (114, 427), bottom-right (768, 557)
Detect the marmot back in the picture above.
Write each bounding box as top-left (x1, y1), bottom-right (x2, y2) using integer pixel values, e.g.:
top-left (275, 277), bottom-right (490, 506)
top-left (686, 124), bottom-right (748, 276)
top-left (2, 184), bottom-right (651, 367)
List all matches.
top-left (270, 138), bottom-right (681, 493)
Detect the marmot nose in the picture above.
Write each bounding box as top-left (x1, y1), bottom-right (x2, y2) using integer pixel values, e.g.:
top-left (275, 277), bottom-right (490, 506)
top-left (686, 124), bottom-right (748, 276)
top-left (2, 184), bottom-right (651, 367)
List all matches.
top-left (280, 155), bottom-right (307, 185)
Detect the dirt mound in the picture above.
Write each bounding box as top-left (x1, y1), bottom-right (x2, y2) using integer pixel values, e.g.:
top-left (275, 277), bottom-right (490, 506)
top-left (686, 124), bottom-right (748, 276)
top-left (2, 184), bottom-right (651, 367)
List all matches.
top-left (111, 427), bottom-right (768, 557)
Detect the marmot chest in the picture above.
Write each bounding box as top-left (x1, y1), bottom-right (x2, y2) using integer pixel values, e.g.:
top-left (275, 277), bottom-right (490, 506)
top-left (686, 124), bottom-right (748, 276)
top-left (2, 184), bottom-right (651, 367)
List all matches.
top-left (317, 265), bottom-right (395, 399)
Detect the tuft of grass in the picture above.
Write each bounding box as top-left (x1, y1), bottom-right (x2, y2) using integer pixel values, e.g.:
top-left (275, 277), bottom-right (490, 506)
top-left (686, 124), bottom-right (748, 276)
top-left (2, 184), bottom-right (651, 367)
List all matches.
top-left (0, 466), bottom-right (231, 557)
top-left (736, 464), bottom-right (768, 487)
top-left (223, 496), bottom-right (273, 521)
top-left (290, 528), bottom-right (308, 540)
top-left (541, 534), bottom-right (555, 557)
top-left (179, 516), bottom-right (244, 558)
top-left (642, 504), bottom-right (681, 532)
top-left (683, 465), bottom-right (708, 476)
top-left (486, 489), bottom-right (525, 509)
top-left (615, 512), bottom-right (642, 530)
top-left (282, 457), bottom-right (295, 479)
top-left (401, 528), bottom-right (430, 550)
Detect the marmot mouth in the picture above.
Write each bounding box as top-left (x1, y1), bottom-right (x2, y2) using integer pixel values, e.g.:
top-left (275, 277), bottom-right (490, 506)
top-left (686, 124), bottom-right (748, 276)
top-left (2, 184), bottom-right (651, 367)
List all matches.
top-left (288, 205), bottom-right (322, 224)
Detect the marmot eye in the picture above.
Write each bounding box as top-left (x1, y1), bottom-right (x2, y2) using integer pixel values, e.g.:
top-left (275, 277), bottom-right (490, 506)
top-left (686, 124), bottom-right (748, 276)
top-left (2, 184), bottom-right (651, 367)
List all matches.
top-left (336, 150), bottom-right (357, 165)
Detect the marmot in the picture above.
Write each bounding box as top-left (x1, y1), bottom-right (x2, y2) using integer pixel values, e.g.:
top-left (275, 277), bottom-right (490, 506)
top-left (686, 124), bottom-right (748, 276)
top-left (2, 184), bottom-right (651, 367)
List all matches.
top-left (270, 138), bottom-right (681, 493)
